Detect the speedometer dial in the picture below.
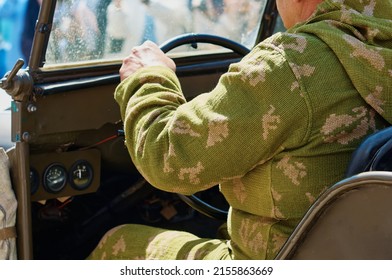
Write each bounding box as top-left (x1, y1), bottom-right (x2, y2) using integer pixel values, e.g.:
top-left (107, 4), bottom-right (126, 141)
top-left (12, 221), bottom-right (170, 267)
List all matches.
top-left (30, 168), bottom-right (39, 194)
top-left (43, 163), bottom-right (67, 193)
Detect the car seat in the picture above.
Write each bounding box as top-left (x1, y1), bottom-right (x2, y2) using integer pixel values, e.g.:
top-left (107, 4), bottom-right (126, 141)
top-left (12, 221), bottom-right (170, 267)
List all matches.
top-left (275, 127), bottom-right (392, 259)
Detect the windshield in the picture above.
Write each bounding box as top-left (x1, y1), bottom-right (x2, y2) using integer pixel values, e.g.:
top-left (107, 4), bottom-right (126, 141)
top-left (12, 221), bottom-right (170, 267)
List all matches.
top-left (44, 0), bottom-right (267, 66)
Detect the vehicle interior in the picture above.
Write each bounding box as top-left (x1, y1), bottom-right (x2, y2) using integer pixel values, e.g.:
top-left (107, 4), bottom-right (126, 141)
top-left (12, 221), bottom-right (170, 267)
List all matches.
top-left (1, 0), bottom-right (392, 260)
top-left (0, 0), bottom-right (281, 260)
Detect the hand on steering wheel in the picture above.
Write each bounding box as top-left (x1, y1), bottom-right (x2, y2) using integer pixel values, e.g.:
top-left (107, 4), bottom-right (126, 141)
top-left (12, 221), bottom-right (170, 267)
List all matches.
top-left (158, 33), bottom-right (250, 221)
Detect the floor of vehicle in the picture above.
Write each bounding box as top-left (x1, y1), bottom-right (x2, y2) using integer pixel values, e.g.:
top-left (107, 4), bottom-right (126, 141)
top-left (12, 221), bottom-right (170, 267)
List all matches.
top-left (31, 172), bottom-right (226, 260)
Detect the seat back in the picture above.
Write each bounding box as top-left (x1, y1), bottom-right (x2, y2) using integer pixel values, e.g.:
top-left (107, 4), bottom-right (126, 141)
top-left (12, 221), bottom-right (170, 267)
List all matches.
top-left (275, 172), bottom-right (392, 259)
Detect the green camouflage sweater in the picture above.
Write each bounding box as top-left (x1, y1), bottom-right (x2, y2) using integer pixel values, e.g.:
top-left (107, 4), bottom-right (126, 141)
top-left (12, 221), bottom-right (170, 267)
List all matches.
top-left (114, 0), bottom-right (392, 259)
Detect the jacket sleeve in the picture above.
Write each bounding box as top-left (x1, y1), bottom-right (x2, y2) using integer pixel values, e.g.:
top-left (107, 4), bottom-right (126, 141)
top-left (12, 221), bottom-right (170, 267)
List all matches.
top-left (115, 42), bottom-right (311, 195)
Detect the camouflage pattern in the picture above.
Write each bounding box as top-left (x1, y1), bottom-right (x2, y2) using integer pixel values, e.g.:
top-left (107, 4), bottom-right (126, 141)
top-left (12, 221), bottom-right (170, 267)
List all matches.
top-left (88, 0), bottom-right (392, 260)
top-left (0, 148), bottom-right (17, 260)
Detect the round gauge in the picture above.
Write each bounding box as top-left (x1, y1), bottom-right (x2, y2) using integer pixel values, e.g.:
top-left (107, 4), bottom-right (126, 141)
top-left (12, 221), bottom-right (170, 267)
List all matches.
top-left (69, 160), bottom-right (93, 190)
top-left (30, 168), bottom-right (39, 194)
top-left (43, 163), bottom-right (67, 193)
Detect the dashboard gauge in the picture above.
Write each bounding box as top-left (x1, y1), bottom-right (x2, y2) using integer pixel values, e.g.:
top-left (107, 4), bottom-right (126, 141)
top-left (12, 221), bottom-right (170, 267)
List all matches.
top-left (43, 163), bottom-right (67, 193)
top-left (69, 160), bottom-right (93, 190)
top-left (30, 168), bottom-right (39, 194)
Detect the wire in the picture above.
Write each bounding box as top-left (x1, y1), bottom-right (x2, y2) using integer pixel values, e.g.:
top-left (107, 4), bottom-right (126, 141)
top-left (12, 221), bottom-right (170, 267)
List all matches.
top-left (78, 134), bottom-right (119, 151)
top-left (58, 197), bottom-right (74, 209)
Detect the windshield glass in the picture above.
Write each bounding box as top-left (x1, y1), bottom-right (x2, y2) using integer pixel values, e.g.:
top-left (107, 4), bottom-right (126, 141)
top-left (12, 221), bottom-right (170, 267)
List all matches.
top-left (45, 0), bottom-right (267, 66)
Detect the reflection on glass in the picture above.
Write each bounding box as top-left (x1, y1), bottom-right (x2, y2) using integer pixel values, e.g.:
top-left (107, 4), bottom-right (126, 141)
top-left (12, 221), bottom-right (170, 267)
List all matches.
top-left (45, 0), bottom-right (267, 66)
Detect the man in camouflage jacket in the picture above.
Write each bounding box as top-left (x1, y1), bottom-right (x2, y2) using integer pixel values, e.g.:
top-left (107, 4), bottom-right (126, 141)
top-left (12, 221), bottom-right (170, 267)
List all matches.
top-left (88, 0), bottom-right (392, 259)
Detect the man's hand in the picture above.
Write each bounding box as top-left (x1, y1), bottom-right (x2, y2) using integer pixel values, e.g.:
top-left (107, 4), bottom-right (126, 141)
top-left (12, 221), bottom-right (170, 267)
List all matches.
top-left (119, 41), bottom-right (176, 81)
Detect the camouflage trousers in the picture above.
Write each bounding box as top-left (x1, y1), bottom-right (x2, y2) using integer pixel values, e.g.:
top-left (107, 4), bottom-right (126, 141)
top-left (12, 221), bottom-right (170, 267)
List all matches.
top-left (87, 224), bottom-right (233, 260)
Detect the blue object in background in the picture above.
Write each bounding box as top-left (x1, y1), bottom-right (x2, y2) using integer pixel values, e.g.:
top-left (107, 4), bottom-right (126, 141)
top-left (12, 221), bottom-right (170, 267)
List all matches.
top-left (0, 41), bottom-right (8, 76)
top-left (0, 0), bottom-right (28, 77)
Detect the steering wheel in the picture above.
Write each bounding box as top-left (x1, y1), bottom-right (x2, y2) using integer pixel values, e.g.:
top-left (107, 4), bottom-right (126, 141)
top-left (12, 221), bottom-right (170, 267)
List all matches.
top-left (159, 33), bottom-right (250, 220)
top-left (160, 33), bottom-right (251, 56)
